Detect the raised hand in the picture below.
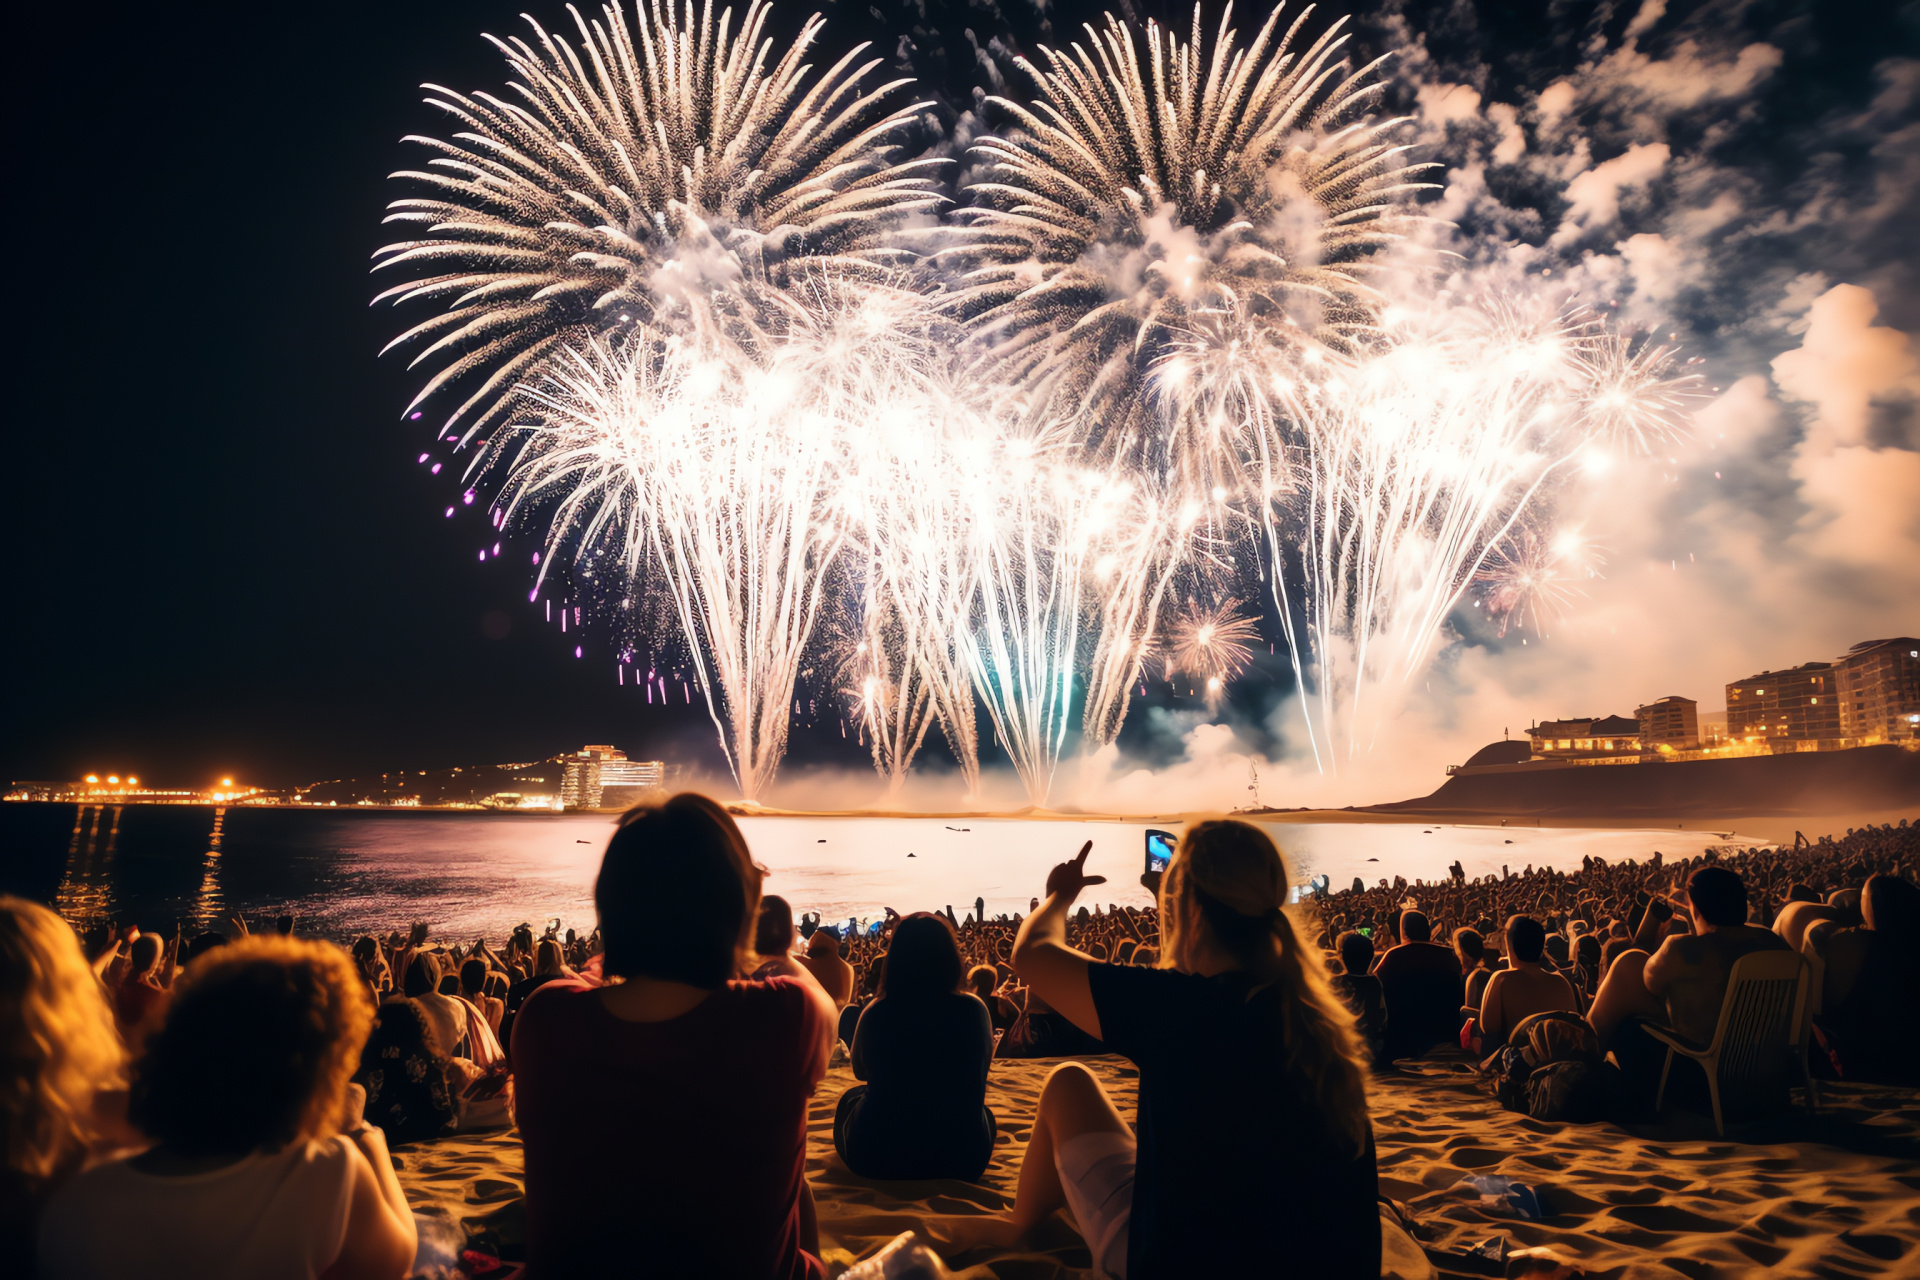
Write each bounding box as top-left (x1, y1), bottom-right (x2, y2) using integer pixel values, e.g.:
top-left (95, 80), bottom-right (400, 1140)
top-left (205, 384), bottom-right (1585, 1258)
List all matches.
top-left (1045, 841), bottom-right (1106, 903)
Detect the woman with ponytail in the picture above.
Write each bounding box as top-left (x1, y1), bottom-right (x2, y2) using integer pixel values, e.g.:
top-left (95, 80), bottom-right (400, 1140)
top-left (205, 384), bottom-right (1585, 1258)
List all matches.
top-left (987, 819), bottom-right (1379, 1278)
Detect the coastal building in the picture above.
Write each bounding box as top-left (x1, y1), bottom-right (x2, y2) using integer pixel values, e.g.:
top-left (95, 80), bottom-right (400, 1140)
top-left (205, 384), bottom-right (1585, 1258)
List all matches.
top-left (1835, 638), bottom-right (1920, 743)
top-left (559, 745), bottom-right (623, 810)
top-left (559, 747), bottom-right (667, 810)
top-left (1698, 711), bottom-right (1729, 747)
top-left (1726, 662), bottom-right (1841, 746)
top-left (598, 758), bottom-right (667, 810)
top-left (1635, 696), bottom-right (1701, 752)
top-left (1528, 715), bottom-right (1642, 761)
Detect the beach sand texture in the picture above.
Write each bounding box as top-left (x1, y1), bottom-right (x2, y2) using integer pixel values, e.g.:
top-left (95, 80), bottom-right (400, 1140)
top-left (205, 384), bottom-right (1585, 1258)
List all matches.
top-left (395, 1056), bottom-right (1920, 1278)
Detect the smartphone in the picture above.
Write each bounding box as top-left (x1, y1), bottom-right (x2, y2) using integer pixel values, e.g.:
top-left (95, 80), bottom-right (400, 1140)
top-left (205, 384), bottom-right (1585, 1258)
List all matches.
top-left (1145, 829), bottom-right (1177, 874)
top-left (1358, 926), bottom-right (1373, 938)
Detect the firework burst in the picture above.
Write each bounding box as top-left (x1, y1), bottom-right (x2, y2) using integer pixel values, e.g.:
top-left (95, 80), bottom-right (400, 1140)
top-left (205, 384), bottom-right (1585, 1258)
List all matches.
top-left (382, 1), bottom-right (1704, 803)
top-left (1163, 599), bottom-right (1262, 710)
top-left (1475, 527), bottom-right (1604, 638)
top-left (1262, 299), bottom-right (1696, 768)
top-left (376, 0), bottom-right (941, 442)
top-left (945, 1), bottom-right (1433, 492)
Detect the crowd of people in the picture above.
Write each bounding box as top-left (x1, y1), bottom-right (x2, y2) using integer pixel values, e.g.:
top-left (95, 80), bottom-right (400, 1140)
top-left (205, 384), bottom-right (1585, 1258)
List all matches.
top-left (2, 810), bottom-right (1914, 1278)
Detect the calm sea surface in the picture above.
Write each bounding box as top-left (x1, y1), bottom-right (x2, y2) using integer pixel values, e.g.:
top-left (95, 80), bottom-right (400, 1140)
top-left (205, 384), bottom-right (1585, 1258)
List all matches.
top-left (0, 802), bottom-right (1761, 942)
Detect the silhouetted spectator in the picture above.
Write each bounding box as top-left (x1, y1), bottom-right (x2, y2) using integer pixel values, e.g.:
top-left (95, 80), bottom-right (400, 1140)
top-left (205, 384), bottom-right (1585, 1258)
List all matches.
top-left (835, 913), bottom-right (996, 1181)
top-left (1373, 910), bottom-right (1463, 1060)
top-left (1328, 931), bottom-right (1387, 1064)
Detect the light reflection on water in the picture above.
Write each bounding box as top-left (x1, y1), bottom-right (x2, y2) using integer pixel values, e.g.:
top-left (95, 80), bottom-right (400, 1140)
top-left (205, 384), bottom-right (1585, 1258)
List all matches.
top-left (15, 803), bottom-right (1762, 942)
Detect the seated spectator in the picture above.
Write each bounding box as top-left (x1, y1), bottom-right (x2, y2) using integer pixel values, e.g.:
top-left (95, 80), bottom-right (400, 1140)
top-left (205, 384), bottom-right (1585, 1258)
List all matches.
top-left (1476, 916), bottom-right (1580, 1049)
top-left (113, 932), bottom-right (171, 1053)
top-left (511, 794), bottom-right (834, 1278)
top-left (1599, 935), bottom-right (1633, 981)
top-left (835, 913), bottom-right (996, 1181)
top-left (350, 935), bottom-right (391, 999)
top-left (1814, 873), bottom-right (1920, 1085)
top-left (500, 938), bottom-right (569, 1051)
top-left (460, 958), bottom-right (505, 1036)
top-left (1589, 866), bottom-right (1790, 1103)
top-left (354, 998), bottom-right (466, 1144)
top-left (1329, 930), bottom-right (1388, 1065)
top-left (403, 952), bottom-right (469, 1060)
top-left (1544, 932), bottom-right (1572, 969)
top-left (753, 895), bottom-right (811, 982)
top-left (996, 984), bottom-right (1104, 1059)
top-left (978, 823), bottom-right (1379, 1277)
top-left (1453, 927), bottom-right (1495, 1011)
top-left (1573, 934), bottom-right (1603, 999)
top-left (969, 964), bottom-right (1021, 1031)
top-left (446, 970), bottom-right (504, 1071)
top-left (839, 958), bottom-right (880, 1045)
top-left (1774, 891), bottom-right (1858, 954)
top-left (39, 936), bottom-right (417, 1280)
top-left (1373, 910), bottom-right (1464, 1060)
top-left (799, 930), bottom-right (855, 1011)
top-left (1, 898), bottom-right (134, 1270)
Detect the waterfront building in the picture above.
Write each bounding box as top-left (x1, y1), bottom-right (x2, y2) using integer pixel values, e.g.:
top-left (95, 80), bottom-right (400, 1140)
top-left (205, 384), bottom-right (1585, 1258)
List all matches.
top-left (1528, 715), bottom-right (1642, 761)
top-left (1635, 696), bottom-right (1701, 752)
top-left (1835, 638), bottom-right (1920, 743)
top-left (598, 758), bottom-right (667, 810)
top-left (559, 745), bottom-right (623, 810)
top-left (1726, 662), bottom-right (1841, 746)
top-left (559, 747), bottom-right (667, 810)
top-left (1698, 710), bottom-right (1729, 746)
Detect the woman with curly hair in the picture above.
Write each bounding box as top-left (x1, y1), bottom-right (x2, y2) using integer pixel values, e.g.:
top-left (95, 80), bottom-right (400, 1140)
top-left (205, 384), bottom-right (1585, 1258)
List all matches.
top-left (0, 898), bottom-right (132, 1268)
top-left (986, 820), bottom-right (1379, 1278)
top-left (38, 935), bottom-right (418, 1279)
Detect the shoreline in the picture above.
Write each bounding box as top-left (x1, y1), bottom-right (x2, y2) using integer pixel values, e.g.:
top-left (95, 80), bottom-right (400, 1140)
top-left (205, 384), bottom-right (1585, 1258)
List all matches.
top-left (13, 794), bottom-right (1909, 846)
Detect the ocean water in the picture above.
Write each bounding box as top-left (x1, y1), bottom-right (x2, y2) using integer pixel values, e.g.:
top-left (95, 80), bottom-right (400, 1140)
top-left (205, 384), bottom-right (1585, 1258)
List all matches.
top-left (0, 801), bottom-right (1762, 942)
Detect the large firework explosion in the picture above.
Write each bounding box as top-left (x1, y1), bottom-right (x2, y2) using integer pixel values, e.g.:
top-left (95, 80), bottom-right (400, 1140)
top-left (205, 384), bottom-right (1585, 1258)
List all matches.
top-left (379, 0), bottom-right (1696, 803)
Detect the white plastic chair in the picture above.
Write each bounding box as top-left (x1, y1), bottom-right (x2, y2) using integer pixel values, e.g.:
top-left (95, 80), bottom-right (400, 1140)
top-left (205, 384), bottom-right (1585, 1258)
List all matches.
top-left (1647, 950), bottom-right (1812, 1136)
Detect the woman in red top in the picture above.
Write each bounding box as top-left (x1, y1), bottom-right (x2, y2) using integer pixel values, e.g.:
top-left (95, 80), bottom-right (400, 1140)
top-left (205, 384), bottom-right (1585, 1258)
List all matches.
top-left (510, 794), bottom-right (835, 1279)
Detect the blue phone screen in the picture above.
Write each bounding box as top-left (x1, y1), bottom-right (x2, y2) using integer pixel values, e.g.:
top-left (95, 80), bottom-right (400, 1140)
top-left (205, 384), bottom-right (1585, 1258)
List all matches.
top-left (1145, 829), bottom-right (1176, 873)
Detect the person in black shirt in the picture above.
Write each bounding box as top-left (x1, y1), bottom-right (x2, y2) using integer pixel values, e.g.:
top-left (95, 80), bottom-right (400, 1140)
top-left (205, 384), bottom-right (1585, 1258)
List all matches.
top-left (1372, 909), bottom-right (1465, 1061)
top-left (981, 821), bottom-right (1380, 1279)
top-left (833, 913), bottom-right (997, 1180)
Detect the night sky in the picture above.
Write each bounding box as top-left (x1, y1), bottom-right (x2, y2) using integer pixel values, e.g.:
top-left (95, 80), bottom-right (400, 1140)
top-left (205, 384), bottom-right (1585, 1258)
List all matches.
top-left (6, 0), bottom-right (1914, 795)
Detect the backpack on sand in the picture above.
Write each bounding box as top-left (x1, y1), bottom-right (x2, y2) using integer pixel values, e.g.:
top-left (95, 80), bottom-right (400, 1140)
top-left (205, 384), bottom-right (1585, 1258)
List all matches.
top-left (1491, 1011), bottom-right (1621, 1124)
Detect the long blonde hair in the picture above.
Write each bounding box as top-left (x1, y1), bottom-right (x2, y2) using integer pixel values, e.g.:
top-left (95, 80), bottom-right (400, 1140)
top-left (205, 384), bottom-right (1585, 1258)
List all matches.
top-left (1158, 820), bottom-right (1370, 1150)
top-left (0, 897), bottom-right (126, 1190)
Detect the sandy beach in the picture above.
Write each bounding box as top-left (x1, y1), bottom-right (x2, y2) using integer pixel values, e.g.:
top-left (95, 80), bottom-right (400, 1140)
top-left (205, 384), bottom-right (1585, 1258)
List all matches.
top-left (394, 1053), bottom-right (1920, 1278)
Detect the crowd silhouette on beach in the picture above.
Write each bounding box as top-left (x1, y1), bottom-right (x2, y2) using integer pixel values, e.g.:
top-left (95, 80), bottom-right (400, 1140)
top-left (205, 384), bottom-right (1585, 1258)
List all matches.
top-left (5, 804), bottom-right (1915, 1278)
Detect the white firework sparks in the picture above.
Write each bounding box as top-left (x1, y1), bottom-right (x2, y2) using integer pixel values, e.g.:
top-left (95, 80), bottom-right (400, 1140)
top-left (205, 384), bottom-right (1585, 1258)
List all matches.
top-left (1163, 600), bottom-right (1262, 711)
top-left (1264, 300), bottom-right (1696, 768)
top-left (381, 0), bottom-right (941, 799)
top-left (1475, 527), bottom-right (1603, 638)
top-left (380, 2), bottom-right (1704, 804)
top-left (375, 0), bottom-right (941, 442)
top-left (945, 1), bottom-right (1433, 489)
